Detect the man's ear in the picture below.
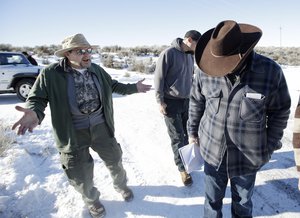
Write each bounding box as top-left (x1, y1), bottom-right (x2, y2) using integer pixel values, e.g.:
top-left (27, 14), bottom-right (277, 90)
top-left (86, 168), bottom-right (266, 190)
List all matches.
top-left (65, 52), bottom-right (70, 58)
top-left (187, 37), bottom-right (194, 43)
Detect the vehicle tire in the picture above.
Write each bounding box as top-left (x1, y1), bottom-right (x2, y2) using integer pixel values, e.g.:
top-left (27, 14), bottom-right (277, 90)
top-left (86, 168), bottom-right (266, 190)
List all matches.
top-left (15, 78), bottom-right (35, 102)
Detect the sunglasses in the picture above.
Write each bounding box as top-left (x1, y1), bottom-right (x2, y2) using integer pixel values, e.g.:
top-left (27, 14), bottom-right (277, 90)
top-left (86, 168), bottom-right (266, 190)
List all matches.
top-left (73, 48), bottom-right (93, 55)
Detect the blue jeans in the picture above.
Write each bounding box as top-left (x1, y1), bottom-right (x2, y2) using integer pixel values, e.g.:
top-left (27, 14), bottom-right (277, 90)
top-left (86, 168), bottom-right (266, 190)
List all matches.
top-left (163, 98), bottom-right (189, 172)
top-left (204, 156), bottom-right (256, 218)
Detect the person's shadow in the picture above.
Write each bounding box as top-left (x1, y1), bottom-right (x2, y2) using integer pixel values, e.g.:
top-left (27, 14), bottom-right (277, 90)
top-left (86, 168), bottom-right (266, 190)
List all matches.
top-left (0, 94), bottom-right (22, 105)
top-left (260, 150), bottom-right (296, 171)
top-left (86, 171), bottom-right (232, 218)
top-left (94, 178), bottom-right (299, 218)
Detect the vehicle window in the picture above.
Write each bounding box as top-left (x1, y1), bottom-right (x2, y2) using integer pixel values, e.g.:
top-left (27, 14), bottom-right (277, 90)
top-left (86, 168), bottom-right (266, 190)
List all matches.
top-left (8, 55), bottom-right (29, 64)
top-left (0, 56), bottom-right (8, 65)
top-left (0, 54), bottom-right (30, 65)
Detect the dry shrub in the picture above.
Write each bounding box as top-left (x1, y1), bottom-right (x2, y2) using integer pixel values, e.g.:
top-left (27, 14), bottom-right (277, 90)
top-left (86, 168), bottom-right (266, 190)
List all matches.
top-left (0, 121), bottom-right (15, 156)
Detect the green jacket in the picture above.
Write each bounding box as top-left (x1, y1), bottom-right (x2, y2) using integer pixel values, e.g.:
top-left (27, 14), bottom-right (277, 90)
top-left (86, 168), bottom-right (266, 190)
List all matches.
top-left (26, 62), bottom-right (138, 153)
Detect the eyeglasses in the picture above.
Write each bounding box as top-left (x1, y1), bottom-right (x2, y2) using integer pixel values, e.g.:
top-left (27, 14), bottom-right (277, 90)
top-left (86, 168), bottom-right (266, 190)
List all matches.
top-left (73, 48), bottom-right (93, 55)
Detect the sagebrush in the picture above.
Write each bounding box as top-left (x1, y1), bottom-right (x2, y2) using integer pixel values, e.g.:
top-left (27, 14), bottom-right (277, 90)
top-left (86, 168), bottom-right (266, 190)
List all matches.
top-left (0, 121), bottom-right (15, 156)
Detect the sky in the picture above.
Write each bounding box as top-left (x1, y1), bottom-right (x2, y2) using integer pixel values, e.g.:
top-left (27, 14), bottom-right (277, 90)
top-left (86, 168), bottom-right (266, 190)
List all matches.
top-left (1, 0), bottom-right (300, 48)
top-left (0, 58), bottom-right (299, 217)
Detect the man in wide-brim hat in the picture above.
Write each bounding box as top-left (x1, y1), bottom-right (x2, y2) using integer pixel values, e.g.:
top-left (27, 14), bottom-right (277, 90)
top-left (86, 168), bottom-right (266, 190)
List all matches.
top-left (12, 33), bottom-right (151, 218)
top-left (188, 20), bottom-right (291, 217)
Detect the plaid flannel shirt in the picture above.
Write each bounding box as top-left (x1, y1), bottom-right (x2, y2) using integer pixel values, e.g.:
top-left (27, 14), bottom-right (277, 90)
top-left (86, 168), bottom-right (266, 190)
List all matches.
top-left (188, 52), bottom-right (291, 178)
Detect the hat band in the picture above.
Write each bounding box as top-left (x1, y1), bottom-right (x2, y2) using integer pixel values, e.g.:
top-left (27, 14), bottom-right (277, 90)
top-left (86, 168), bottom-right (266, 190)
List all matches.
top-left (210, 46), bottom-right (241, 58)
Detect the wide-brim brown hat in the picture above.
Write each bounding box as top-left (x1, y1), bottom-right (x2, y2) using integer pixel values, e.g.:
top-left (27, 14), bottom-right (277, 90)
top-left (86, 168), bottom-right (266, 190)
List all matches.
top-left (195, 20), bottom-right (262, 77)
top-left (54, 33), bottom-right (98, 57)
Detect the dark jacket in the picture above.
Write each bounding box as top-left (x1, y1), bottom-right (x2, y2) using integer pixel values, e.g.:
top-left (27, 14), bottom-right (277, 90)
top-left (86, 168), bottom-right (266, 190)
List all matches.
top-left (188, 52), bottom-right (291, 177)
top-left (26, 62), bottom-right (138, 153)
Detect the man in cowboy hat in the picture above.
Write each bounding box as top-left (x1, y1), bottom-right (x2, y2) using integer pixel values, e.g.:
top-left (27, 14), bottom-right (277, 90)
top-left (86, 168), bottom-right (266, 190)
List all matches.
top-left (154, 30), bottom-right (201, 186)
top-left (188, 20), bottom-right (291, 217)
top-left (12, 33), bottom-right (151, 218)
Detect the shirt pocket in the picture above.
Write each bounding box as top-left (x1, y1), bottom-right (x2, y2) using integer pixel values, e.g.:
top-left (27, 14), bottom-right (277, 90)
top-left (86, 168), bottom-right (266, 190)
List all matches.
top-left (205, 89), bottom-right (222, 115)
top-left (240, 93), bottom-right (265, 122)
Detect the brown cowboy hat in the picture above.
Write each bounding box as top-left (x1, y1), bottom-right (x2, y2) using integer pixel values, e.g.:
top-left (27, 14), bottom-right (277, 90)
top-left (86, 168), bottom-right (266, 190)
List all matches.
top-left (195, 20), bottom-right (262, 77)
top-left (54, 33), bottom-right (98, 57)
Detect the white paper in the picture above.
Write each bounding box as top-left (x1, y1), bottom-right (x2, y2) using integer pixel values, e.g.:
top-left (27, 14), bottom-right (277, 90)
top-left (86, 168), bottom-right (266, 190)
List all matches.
top-left (178, 143), bottom-right (204, 173)
top-left (246, 93), bottom-right (262, 99)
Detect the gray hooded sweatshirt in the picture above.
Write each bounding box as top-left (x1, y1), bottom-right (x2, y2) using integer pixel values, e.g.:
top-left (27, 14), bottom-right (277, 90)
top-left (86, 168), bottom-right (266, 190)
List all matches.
top-left (154, 38), bottom-right (195, 104)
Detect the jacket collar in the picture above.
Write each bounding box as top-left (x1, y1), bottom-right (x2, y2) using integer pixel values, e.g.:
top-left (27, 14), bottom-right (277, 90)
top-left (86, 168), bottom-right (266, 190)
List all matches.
top-left (54, 57), bottom-right (97, 75)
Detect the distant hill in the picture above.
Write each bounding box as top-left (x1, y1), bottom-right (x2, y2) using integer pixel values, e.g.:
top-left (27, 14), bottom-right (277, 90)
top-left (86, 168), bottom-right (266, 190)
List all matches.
top-left (1, 44), bottom-right (299, 66)
top-left (255, 46), bottom-right (300, 66)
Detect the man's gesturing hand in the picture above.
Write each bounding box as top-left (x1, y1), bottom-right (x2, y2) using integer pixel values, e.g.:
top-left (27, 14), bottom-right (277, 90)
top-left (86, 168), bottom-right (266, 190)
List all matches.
top-left (12, 106), bottom-right (39, 135)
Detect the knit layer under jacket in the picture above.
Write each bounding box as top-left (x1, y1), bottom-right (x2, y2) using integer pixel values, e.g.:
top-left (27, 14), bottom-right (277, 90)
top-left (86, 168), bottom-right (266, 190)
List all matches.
top-left (154, 38), bottom-right (194, 104)
top-left (26, 59), bottom-right (138, 153)
top-left (293, 96), bottom-right (300, 173)
top-left (188, 52), bottom-right (291, 178)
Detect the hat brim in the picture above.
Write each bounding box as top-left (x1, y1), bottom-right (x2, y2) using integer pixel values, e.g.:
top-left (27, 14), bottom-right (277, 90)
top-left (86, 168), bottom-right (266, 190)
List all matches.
top-left (54, 45), bottom-right (99, 57)
top-left (195, 24), bottom-right (262, 77)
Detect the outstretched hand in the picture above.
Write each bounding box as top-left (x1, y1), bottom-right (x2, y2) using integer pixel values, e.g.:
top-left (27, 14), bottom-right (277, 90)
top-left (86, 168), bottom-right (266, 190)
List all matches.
top-left (12, 106), bottom-right (39, 135)
top-left (136, 78), bottom-right (151, 93)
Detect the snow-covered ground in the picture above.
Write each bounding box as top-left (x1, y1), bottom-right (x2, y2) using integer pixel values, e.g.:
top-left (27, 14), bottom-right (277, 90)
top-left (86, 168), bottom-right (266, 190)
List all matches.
top-left (0, 62), bottom-right (299, 217)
